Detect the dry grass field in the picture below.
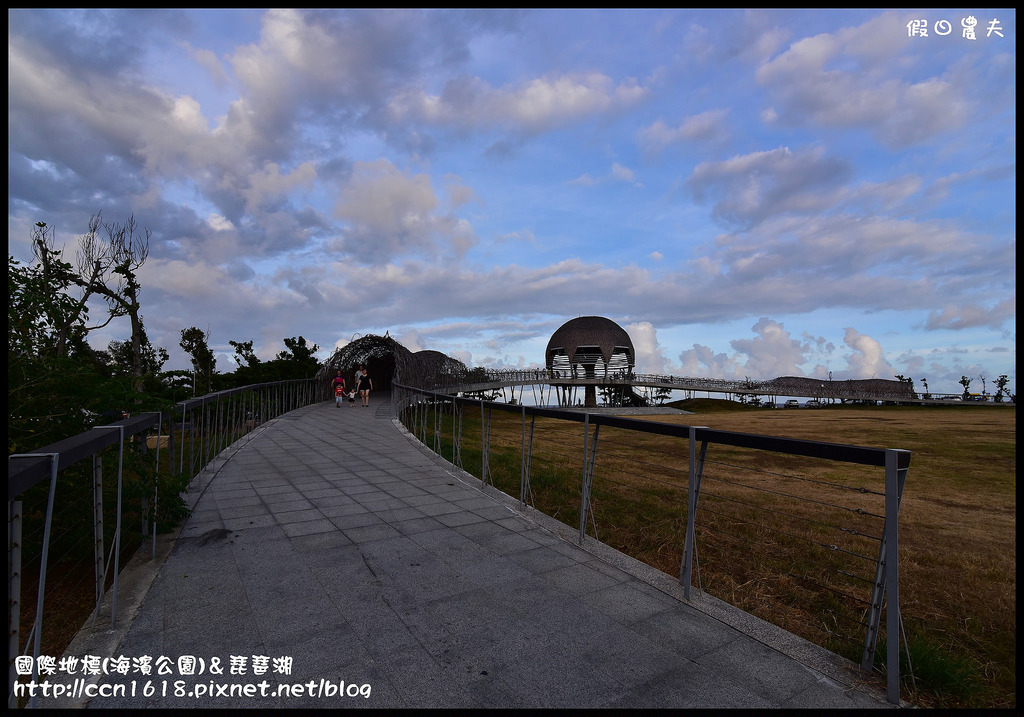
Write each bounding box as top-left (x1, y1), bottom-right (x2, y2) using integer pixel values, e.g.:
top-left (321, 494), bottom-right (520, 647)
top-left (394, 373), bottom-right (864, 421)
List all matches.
top-left (649, 400), bottom-right (1015, 709)
top-left (420, 399), bottom-right (1014, 709)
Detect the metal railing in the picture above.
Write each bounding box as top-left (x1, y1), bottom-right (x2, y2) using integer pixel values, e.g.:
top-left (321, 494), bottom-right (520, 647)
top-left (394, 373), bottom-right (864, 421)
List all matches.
top-left (7, 377), bottom-right (327, 708)
top-left (393, 382), bottom-right (911, 705)
top-left (440, 368), bottom-right (978, 405)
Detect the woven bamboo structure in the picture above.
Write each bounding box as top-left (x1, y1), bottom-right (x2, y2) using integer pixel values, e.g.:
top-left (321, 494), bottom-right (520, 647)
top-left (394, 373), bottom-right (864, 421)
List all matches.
top-left (318, 335), bottom-right (468, 391)
top-left (546, 316), bottom-right (635, 407)
top-left (546, 316), bottom-right (635, 378)
top-left (399, 349), bottom-right (469, 391)
top-left (317, 333), bottom-right (412, 391)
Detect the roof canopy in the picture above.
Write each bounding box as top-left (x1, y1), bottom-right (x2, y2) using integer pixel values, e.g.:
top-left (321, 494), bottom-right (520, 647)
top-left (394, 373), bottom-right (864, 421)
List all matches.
top-left (545, 316), bottom-right (635, 372)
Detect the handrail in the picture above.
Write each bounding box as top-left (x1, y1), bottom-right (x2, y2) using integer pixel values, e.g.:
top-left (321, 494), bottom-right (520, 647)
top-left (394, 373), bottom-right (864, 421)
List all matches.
top-left (8, 414), bottom-right (160, 502)
top-left (7, 376), bottom-right (328, 709)
top-left (393, 383), bottom-right (909, 469)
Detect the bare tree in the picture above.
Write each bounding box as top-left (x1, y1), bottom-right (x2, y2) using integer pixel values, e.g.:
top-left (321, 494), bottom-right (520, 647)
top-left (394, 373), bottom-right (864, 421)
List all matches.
top-left (101, 215), bottom-right (150, 389)
top-left (29, 214), bottom-right (153, 392)
top-left (30, 219), bottom-right (114, 357)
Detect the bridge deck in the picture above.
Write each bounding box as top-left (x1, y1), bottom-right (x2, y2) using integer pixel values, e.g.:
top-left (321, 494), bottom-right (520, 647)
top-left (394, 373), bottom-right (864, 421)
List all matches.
top-left (61, 395), bottom-right (891, 709)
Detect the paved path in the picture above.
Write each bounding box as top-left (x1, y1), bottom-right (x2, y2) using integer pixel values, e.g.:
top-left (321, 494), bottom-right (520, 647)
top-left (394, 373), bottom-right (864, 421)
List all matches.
top-left (60, 395), bottom-right (893, 709)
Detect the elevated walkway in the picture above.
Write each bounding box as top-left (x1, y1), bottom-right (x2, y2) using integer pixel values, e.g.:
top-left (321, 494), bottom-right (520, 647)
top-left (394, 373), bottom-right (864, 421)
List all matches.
top-left (56, 394), bottom-right (893, 708)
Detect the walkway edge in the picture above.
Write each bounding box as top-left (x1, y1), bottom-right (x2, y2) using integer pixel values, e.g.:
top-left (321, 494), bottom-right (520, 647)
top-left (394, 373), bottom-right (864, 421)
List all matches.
top-left (45, 416), bottom-right (288, 709)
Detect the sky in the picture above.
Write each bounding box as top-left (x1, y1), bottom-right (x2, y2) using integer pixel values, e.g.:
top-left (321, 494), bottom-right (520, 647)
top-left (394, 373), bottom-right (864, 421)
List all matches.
top-left (7, 9), bottom-right (1016, 396)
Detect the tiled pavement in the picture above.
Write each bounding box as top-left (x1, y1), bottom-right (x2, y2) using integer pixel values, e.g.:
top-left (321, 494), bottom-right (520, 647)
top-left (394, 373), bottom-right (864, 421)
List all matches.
top-left (60, 394), bottom-right (894, 709)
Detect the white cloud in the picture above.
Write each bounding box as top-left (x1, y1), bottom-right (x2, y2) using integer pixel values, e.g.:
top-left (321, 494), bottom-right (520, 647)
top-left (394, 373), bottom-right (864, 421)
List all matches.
top-left (728, 317), bottom-right (811, 378)
top-left (678, 343), bottom-right (743, 379)
top-left (640, 109), bottom-right (730, 152)
top-left (206, 214), bottom-right (235, 231)
top-left (925, 299), bottom-right (1016, 331)
top-left (841, 327), bottom-right (894, 379)
top-left (570, 162), bottom-right (641, 187)
top-left (754, 12), bottom-right (972, 148)
top-left (689, 146), bottom-right (850, 228)
top-left (389, 72), bottom-right (649, 134)
top-left (625, 321), bottom-right (670, 374)
top-left (331, 159), bottom-right (477, 264)
top-left (242, 162), bottom-right (316, 212)
top-left (182, 42), bottom-right (230, 88)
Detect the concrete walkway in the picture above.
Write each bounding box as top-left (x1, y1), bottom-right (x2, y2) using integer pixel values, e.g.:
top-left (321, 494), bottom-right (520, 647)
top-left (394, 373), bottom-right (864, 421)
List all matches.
top-left (58, 394), bottom-right (893, 709)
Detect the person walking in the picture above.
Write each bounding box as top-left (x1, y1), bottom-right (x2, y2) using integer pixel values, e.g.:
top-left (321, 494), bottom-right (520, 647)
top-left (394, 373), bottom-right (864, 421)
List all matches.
top-left (356, 364), bottom-right (373, 407)
top-left (331, 371), bottom-right (347, 408)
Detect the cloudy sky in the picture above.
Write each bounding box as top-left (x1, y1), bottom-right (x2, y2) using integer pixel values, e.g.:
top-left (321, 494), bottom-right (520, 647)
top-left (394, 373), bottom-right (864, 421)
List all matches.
top-left (8, 9), bottom-right (1016, 394)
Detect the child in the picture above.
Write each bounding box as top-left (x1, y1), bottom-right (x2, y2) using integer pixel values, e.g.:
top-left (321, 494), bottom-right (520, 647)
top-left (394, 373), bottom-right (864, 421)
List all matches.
top-left (331, 370), bottom-right (346, 407)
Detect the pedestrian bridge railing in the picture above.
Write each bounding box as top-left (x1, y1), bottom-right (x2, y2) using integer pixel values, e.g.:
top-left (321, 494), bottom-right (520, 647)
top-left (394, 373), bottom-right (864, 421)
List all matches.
top-left (7, 377), bottom-right (327, 708)
top-left (393, 382), bottom-right (911, 705)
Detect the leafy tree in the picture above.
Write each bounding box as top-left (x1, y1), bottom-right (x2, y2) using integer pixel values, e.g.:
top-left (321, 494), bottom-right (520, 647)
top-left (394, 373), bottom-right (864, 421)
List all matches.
top-left (222, 336), bottom-right (325, 388)
top-left (105, 331), bottom-right (169, 377)
top-left (26, 221), bottom-right (116, 358)
top-left (894, 374), bottom-right (917, 399)
top-left (254, 336), bottom-right (321, 381)
top-left (180, 327), bottom-right (216, 396)
top-left (274, 336), bottom-right (320, 378)
top-left (9, 254), bottom-right (93, 450)
top-left (959, 376), bottom-right (972, 400)
top-left (229, 339), bottom-right (261, 368)
top-left (993, 375), bottom-right (1010, 403)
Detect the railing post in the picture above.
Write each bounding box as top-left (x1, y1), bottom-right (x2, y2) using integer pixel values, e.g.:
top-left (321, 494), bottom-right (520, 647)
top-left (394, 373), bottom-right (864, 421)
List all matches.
top-left (8, 499), bottom-right (23, 710)
top-left (454, 401), bottom-right (463, 468)
top-left (681, 427), bottom-right (708, 599)
top-left (179, 402), bottom-right (187, 476)
top-left (215, 392), bottom-right (223, 459)
top-left (480, 400), bottom-right (491, 485)
top-left (92, 452), bottom-right (104, 623)
top-left (578, 415), bottom-right (600, 544)
top-left (885, 449), bottom-right (910, 704)
top-left (433, 394), bottom-right (442, 454)
top-left (7, 452), bottom-right (58, 709)
top-left (92, 425), bottom-right (125, 627)
top-left (200, 399), bottom-right (208, 475)
top-left (152, 412), bottom-right (163, 558)
top-left (861, 448), bottom-right (910, 704)
top-left (520, 407), bottom-right (536, 507)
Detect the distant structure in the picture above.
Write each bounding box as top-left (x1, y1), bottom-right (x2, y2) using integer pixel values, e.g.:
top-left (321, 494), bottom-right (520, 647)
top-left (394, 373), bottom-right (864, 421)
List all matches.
top-left (546, 316), bottom-right (635, 407)
top-left (317, 333), bottom-right (467, 391)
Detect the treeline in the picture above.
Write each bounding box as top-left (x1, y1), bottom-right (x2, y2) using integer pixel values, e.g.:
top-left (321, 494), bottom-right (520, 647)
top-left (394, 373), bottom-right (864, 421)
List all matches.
top-left (8, 215), bottom-right (322, 454)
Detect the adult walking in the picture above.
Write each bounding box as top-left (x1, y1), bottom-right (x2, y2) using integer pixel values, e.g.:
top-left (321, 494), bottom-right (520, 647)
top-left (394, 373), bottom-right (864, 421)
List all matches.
top-left (356, 364), bottom-right (373, 407)
top-left (331, 370), bottom-right (347, 408)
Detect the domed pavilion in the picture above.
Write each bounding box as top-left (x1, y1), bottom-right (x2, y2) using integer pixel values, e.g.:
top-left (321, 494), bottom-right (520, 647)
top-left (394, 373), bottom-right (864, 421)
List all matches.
top-left (545, 316), bottom-right (635, 407)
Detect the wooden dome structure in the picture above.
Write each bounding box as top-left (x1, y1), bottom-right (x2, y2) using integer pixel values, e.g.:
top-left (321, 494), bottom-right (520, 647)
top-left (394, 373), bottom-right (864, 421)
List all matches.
top-left (318, 333), bottom-right (412, 391)
top-left (546, 316), bottom-right (635, 379)
top-left (318, 335), bottom-right (468, 391)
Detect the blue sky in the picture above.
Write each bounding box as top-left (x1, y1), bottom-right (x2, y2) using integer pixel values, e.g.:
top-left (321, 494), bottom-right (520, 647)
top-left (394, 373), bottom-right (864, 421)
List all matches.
top-left (8, 9), bottom-right (1016, 395)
